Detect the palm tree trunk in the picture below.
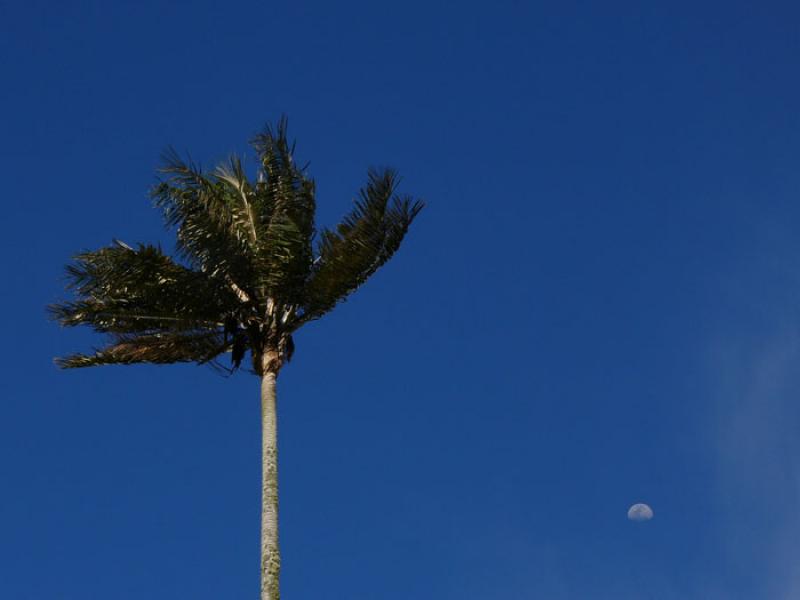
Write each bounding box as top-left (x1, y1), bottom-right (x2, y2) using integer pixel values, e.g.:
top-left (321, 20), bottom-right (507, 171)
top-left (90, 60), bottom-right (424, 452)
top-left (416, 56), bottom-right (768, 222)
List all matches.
top-left (260, 370), bottom-right (280, 600)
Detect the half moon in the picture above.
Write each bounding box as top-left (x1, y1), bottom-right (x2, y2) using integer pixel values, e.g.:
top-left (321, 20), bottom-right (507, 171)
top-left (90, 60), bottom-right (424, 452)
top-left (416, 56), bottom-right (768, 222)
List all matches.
top-left (627, 503), bottom-right (654, 522)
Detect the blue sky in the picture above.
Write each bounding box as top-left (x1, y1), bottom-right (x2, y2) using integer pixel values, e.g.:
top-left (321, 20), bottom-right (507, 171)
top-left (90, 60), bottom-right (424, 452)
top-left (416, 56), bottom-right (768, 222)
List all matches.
top-left (2, 1), bottom-right (800, 598)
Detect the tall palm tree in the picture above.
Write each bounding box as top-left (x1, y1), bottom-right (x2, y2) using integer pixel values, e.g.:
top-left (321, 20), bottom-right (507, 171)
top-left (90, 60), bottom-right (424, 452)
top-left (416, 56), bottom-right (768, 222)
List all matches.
top-left (50, 119), bottom-right (423, 600)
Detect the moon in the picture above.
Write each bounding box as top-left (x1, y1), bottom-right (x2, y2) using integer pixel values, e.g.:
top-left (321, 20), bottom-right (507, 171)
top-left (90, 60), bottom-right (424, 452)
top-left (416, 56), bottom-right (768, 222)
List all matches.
top-left (627, 503), bottom-right (654, 522)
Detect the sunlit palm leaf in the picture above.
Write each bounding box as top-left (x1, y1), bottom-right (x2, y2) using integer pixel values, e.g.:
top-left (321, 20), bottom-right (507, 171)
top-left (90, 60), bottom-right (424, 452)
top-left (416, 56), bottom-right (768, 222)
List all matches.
top-left (152, 151), bottom-right (259, 298)
top-left (250, 118), bottom-right (316, 307)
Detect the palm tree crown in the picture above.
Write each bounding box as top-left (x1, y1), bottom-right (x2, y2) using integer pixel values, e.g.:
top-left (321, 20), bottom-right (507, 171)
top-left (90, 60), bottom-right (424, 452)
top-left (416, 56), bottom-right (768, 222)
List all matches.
top-left (51, 119), bottom-right (423, 375)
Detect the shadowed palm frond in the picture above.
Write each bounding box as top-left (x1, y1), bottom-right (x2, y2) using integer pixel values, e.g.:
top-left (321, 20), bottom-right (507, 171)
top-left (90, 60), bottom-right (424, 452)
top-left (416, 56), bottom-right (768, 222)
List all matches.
top-left (55, 330), bottom-right (227, 369)
top-left (49, 242), bottom-right (241, 334)
top-left (298, 168), bottom-right (423, 325)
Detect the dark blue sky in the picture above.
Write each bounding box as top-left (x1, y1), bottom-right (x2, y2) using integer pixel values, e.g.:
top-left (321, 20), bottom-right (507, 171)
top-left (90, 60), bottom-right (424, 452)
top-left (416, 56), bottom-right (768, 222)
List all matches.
top-left (3, 1), bottom-right (800, 598)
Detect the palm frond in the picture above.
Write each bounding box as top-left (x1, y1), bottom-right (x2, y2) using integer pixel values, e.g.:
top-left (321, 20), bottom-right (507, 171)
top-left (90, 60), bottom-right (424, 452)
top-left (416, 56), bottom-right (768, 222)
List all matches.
top-left (50, 242), bottom-right (240, 334)
top-left (298, 168), bottom-right (423, 324)
top-left (155, 149), bottom-right (256, 243)
top-left (50, 301), bottom-right (218, 333)
top-left (152, 150), bottom-right (259, 297)
top-left (250, 118), bottom-right (316, 306)
top-left (55, 330), bottom-right (227, 369)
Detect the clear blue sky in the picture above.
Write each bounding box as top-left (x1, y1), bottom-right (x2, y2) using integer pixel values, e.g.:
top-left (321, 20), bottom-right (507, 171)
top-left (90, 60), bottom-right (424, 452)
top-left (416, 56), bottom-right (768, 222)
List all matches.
top-left (2, 1), bottom-right (800, 598)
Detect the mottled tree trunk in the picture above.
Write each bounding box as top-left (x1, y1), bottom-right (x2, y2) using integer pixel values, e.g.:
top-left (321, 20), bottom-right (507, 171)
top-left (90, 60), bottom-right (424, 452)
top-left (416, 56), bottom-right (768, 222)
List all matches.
top-left (260, 369), bottom-right (280, 600)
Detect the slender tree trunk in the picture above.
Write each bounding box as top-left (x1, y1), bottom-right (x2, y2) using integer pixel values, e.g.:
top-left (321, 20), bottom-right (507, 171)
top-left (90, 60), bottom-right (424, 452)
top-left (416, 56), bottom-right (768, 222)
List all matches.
top-left (260, 369), bottom-right (280, 600)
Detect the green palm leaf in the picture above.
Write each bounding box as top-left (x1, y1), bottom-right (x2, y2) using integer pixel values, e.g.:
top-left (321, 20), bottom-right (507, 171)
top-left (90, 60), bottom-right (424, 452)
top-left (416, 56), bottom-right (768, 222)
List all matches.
top-left (152, 151), bottom-right (259, 301)
top-left (50, 242), bottom-right (239, 333)
top-left (55, 330), bottom-right (227, 368)
top-left (250, 118), bottom-right (316, 308)
top-left (299, 168), bottom-right (423, 324)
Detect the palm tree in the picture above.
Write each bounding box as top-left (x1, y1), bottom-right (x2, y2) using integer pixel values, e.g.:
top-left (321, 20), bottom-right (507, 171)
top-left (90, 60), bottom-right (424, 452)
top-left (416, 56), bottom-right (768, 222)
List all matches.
top-left (50, 118), bottom-right (423, 600)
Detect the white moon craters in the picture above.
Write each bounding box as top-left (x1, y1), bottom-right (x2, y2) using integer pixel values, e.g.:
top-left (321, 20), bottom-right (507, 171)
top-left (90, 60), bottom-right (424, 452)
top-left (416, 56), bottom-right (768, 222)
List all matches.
top-left (627, 503), bottom-right (654, 522)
